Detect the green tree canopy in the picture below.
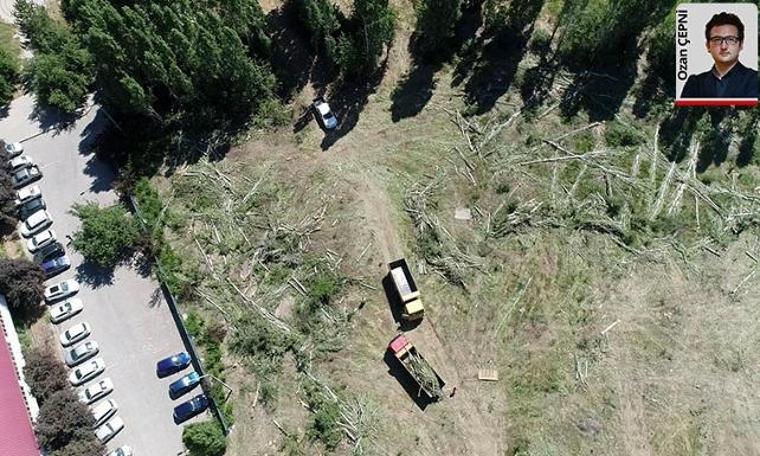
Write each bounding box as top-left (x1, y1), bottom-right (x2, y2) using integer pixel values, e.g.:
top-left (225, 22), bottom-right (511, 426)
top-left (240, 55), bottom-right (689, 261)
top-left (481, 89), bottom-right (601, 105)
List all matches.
top-left (52, 438), bottom-right (106, 456)
top-left (70, 201), bottom-right (140, 267)
top-left (23, 346), bottom-right (69, 404)
top-left (0, 167), bottom-right (19, 229)
top-left (35, 389), bottom-right (95, 451)
top-left (16, 0), bottom-right (94, 113)
top-left (0, 258), bottom-right (44, 312)
top-left (65, 0), bottom-right (277, 129)
top-left (0, 47), bottom-right (19, 106)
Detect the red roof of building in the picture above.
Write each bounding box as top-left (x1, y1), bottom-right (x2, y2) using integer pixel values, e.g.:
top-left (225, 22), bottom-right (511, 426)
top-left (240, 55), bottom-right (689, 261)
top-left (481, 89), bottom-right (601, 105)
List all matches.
top-left (0, 328), bottom-right (40, 456)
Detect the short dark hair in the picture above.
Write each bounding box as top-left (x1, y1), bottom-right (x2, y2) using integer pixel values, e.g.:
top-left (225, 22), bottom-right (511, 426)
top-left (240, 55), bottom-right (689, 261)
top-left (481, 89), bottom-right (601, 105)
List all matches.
top-left (705, 12), bottom-right (745, 42)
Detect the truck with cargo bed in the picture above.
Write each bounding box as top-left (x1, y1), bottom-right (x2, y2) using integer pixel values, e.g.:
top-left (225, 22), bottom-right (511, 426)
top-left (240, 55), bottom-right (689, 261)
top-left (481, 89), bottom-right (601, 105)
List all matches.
top-left (389, 258), bottom-right (424, 321)
top-left (388, 333), bottom-right (444, 401)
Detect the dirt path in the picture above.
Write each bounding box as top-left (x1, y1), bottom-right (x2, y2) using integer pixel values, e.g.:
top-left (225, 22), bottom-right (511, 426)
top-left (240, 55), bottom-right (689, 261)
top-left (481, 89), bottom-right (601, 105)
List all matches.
top-left (335, 155), bottom-right (503, 455)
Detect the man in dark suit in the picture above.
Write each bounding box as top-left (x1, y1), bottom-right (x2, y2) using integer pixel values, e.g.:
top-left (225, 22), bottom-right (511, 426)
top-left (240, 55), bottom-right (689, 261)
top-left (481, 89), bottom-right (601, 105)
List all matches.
top-left (680, 12), bottom-right (758, 99)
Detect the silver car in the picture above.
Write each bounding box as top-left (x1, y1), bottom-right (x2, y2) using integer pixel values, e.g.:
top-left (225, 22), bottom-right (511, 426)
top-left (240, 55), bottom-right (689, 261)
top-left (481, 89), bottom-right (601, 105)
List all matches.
top-left (65, 340), bottom-right (99, 367)
top-left (78, 378), bottom-right (114, 405)
top-left (69, 358), bottom-right (106, 386)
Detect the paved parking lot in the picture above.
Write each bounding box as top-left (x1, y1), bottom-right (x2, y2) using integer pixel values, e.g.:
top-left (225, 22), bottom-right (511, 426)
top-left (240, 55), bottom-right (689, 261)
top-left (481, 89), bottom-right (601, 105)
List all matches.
top-left (0, 95), bottom-right (203, 454)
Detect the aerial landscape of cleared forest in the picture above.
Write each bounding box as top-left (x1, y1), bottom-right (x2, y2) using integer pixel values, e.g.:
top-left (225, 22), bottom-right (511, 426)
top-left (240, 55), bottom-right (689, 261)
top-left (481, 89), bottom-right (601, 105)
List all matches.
top-left (1, 0), bottom-right (760, 455)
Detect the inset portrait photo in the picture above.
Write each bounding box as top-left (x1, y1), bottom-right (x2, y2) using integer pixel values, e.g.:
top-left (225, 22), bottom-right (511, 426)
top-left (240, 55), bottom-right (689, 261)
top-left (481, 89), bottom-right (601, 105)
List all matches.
top-left (675, 3), bottom-right (758, 107)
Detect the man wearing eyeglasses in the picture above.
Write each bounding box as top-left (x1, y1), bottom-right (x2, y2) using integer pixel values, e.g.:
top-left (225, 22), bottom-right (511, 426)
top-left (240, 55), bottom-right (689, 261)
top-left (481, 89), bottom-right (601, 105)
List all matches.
top-left (680, 12), bottom-right (758, 99)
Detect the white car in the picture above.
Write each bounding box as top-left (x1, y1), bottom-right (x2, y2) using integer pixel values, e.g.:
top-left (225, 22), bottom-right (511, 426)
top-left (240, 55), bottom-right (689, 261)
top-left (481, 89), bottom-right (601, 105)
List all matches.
top-left (20, 210), bottom-right (52, 237)
top-left (91, 399), bottom-right (118, 428)
top-left (14, 185), bottom-right (41, 206)
top-left (27, 229), bottom-right (57, 253)
top-left (50, 298), bottom-right (84, 324)
top-left (313, 98), bottom-right (337, 129)
top-left (44, 279), bottom-right (80, 303)
top-left (65, 340), bottom-right (99, 367)
top-left (7, 155), bottom-right (32, 172)
top-left (4, 141), bottom-right (23, 158)
top-left (95, 416), bottom-right (124, 444)
top-left (69, 358), bottom-right (106, 386)
top-left (107, 446), bottom-right (133, 456)
top-left (78, 378), bottom-right (114, 404)
top-left (60, 322), bottom-right (91, 347)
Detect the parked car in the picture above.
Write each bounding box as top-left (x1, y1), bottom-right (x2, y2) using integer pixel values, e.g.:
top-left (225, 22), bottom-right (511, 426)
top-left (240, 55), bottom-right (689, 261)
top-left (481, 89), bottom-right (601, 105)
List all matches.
top-left (69, 358), bottom-right (106, 386)
top-left (14, 185), bottom-right (41, 207)
top-left (7, 155), bottom-right (32, 172)
top-left (107, 446), bottom-right (133, 456)
top-left (11, 165), bottom-right (41, 188)
top-left (4, 141), bottom-right (23, 158)
top-left (41, 255), bottom-right (70, 278)
top-left (50, 298), bottom-right (84, 324)
top-left (156, 351), bottom-right (192, 378)
top-left (78, 378), bottom-right (114, 404)
top-left (313, 97), bottom-right (338, 130)
top-left (18, 197), bottom-right (46, 220)
top-left (33, 241), bottom-right (65, 264)
top-left (169, 371), bottom-right (202, 399)
top-left (19, 210), bottom-right (52, 237)
top-left (44, 279), bottom-right (80, 303)
top-left (95, 416), bottom-right (124, 444)
top-left (173, 394), bottom-right (209, 423)
top-left (60, 322), bottom-right (91, 347)
top-left (91, 399), bottom-right (118, 428)
top-left (27, 229), bottom-right (56, 253)
top-left (65, 340), bottom-right (99, 367)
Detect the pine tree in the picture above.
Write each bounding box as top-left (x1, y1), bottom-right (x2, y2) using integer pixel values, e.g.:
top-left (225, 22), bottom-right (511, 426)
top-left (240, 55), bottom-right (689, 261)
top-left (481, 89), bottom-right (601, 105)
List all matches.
top-left (65, 0), bottom-right (276, 128)
top-left (413, 0), bottom-right (462, 58)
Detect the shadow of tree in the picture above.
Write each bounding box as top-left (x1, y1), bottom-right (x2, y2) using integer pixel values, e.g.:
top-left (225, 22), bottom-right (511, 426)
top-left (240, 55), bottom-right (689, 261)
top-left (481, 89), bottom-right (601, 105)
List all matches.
top-left (266, 2), bottom-right (317, 102)
top-left (737, 110), bottom-right (760, 167)
top-left (558, 53), bottom-right (639, 122)
top-left (456, 0), bottom-right (544, 115)
top-left (696, 109), bottom-right (732, 172)
top-left (28, 98), bottom-right (80, 132)
top-left (320, 59), bottom-right (389, 151)
top-left (75, 260), bottom-right (115, 289)
top-left (657, 107), bottom-right (705, 163)
top-left (391, 0), bottom-right (483, 122)
top-left (391, 63), bottom-right (438, 123)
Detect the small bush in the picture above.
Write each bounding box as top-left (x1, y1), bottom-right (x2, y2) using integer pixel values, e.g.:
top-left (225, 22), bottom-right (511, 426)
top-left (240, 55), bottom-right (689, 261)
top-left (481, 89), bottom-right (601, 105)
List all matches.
top-left (305, 384), bottom-right (343, 449)
top-left (182, 420), bottom-right (227, 456)
top-left (604, 121), bottom-right (643, 147)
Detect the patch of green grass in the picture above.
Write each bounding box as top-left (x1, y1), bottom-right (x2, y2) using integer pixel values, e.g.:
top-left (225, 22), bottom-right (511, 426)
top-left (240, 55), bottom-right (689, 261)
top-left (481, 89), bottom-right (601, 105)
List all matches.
top-left (0, 23), bottom-right (21, 63)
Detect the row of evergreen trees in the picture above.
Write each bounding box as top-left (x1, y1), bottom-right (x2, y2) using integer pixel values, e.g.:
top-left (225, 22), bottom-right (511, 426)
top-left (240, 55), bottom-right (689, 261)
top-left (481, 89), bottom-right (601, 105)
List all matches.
top-left (9, 0), bottom-right (676, 127)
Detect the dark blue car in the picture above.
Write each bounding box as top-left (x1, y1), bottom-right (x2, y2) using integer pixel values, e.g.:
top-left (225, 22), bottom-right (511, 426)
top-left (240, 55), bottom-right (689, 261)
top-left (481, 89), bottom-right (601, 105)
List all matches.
top-left (173, 394), bottom-right (209, 423)
top-left (156, 352), bottom-right (191, 378)
top-left (169, 371), bottom-right (201, 399)
top-left (41, 255), bottom-right (70, 278)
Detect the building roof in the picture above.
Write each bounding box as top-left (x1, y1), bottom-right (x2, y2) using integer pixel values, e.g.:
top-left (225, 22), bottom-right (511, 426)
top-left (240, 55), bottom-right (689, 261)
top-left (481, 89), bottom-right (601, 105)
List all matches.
top-left (0, 307), bottom-right (40, 456)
